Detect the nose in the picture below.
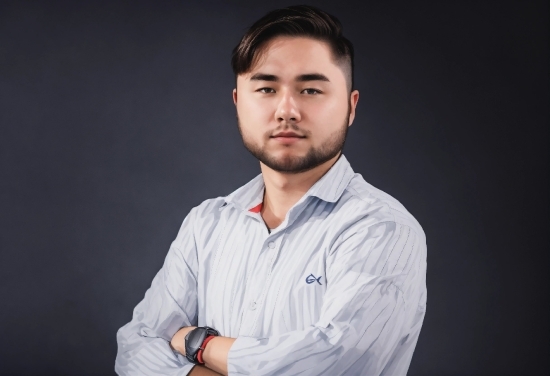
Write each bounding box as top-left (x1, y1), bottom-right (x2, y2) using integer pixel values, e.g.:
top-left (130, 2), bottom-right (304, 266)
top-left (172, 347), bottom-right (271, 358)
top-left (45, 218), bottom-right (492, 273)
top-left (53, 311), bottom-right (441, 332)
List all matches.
top-left (274, 90), bottom-right (301, 123)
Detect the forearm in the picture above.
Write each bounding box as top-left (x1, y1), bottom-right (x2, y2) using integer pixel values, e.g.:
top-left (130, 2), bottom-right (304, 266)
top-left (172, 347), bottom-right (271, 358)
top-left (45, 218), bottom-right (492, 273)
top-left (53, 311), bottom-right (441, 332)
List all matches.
top-left (202, 336), bottom-right (236, 375)
top-left (115, 334), bottom-right (195, 375)
top-left (116, 283), bottom-right (197, 376)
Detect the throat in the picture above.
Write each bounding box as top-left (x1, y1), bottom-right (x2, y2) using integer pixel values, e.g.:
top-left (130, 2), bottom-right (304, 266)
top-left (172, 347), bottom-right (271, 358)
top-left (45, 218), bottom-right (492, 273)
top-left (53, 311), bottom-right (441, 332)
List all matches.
top-left (261, 204), bottom-right (285, 230)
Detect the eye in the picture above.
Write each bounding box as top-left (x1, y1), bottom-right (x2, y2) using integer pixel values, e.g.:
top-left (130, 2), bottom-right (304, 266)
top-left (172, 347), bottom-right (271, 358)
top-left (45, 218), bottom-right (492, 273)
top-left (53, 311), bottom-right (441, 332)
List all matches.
top-left (257, 87), bottom-right (275, 94)
top-left (302, 88), bottom-right (322, 95)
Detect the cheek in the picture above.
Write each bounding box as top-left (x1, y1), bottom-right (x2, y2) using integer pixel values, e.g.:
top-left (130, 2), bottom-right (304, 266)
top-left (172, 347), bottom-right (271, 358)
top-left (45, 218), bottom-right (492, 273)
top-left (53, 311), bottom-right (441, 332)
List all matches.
top-left (238, 98), bottom-right (271, 124)
top-left (305, 98), bottom-right (347, 125)
top-left (237, 105), bottom-right (266, 139)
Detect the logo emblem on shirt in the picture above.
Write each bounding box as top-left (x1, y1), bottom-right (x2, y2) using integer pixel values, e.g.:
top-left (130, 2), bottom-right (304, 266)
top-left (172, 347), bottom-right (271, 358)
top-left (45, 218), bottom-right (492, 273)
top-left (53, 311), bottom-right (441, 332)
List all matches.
top-left (305, 274), bottom-right (323, 285)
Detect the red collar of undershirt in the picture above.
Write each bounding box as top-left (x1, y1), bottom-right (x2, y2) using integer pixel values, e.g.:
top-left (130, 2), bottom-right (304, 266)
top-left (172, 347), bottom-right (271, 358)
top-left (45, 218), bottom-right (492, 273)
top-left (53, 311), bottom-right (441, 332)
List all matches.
top-left (248, 202), bottom-right (263, 213)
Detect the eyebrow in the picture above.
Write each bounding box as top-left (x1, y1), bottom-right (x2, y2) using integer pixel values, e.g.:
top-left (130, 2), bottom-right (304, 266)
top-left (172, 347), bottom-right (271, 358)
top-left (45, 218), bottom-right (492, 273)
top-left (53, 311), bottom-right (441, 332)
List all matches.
top-left (249, 73), bottom-right (330, 83)
top-left (296, 73), bottom-right (330, 82)
top-left (250, 73), bottom-right (278, 82)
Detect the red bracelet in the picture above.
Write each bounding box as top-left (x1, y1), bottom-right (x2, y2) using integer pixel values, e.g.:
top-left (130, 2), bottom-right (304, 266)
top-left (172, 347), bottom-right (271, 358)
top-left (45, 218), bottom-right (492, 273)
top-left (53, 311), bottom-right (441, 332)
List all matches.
top-left (196, 335), bottom-right (216, 365)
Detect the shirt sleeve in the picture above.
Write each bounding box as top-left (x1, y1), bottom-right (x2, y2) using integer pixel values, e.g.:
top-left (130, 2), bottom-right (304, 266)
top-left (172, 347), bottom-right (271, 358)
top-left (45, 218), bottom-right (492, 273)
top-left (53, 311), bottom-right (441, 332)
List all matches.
top-left (227, 220), bottom-right (427, 376)
top-left (115, 208), bottom-right (200, 376)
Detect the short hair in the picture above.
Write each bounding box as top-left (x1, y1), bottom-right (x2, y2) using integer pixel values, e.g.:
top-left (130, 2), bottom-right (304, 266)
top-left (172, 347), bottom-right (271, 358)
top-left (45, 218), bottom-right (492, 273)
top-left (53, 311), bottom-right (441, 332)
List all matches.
top-left (231, 5), bottom-right (355, 91)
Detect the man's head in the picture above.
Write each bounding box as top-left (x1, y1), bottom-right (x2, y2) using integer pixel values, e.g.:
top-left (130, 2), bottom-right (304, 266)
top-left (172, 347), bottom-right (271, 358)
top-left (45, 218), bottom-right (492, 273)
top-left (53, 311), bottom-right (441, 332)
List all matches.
top-left (231, 5), bottom-right (359, 174)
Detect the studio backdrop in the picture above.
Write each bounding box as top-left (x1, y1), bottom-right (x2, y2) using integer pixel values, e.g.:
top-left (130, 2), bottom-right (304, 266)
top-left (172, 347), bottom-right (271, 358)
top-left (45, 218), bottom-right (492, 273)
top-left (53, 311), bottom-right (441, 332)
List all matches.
top-left (0, 1), bottom-right (548, 375)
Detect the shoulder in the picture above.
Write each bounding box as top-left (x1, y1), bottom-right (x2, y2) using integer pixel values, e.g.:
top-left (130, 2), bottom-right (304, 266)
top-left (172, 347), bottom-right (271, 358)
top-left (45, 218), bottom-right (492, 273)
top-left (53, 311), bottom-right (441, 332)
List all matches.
top-left (189, 196), bottom-right (229, 232)
top-left (171, 196), bottom-right (227, 247)
top-left (338, 173), bottom-right (425, 240)
top-left (193, 196), bottom-right (227, 215)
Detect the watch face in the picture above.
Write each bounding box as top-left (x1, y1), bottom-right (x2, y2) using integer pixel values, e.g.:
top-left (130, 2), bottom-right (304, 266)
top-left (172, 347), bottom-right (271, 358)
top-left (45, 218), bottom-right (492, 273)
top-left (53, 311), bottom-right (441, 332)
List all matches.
top-left (185, 327), bottom-right (208, 365)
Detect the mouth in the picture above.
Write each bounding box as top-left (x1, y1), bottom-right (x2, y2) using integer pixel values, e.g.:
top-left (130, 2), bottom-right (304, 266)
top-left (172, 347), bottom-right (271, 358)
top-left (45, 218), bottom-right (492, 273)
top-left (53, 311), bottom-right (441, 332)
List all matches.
top-left (269, 130), bottom-right (307, 145)
top-left (270, 135), bottom-right (305, 144)
top-left (271, 131), bottom-right (306, 138)
top-left (271, 131), bottom-right (306, 140)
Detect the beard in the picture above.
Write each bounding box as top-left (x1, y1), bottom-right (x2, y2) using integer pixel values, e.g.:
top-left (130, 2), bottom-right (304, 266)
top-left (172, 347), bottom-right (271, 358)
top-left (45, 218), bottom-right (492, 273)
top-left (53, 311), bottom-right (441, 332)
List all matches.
top-left (237, 109), bottom-right (350, 174)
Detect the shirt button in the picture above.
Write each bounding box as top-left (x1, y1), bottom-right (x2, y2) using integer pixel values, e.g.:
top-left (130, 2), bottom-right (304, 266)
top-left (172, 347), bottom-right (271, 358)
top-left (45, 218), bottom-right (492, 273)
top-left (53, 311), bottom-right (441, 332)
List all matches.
top-left (268, 242), bottom-right (275, 249)
top-left (249, 301), bottom-right (257, 310)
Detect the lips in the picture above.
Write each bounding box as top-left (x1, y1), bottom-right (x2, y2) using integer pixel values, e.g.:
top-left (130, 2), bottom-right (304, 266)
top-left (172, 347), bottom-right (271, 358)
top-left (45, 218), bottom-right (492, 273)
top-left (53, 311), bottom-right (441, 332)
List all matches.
top-left (271, 132), bottom-right (305, 144)
top-left (272, 132), bottom-right (305, 138)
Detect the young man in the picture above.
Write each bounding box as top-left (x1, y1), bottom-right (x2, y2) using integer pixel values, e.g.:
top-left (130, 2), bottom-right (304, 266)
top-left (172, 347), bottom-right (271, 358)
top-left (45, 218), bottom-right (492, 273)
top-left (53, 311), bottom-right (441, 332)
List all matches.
top-left (116, 5), bottom-right (427, 376)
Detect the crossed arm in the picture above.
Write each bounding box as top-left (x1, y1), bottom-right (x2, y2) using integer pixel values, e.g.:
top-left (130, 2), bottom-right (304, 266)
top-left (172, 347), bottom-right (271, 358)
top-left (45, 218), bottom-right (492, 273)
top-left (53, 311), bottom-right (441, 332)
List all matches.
top-left (115, 211), bottom-right (426, 376)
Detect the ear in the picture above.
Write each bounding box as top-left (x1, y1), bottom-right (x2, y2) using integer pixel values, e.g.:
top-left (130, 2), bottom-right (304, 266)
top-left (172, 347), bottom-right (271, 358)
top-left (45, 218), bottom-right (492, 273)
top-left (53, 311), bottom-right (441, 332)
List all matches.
top-left (348, 90), bottom-right (360, 126)
top-left (232, 88), bottom-right (237, 106)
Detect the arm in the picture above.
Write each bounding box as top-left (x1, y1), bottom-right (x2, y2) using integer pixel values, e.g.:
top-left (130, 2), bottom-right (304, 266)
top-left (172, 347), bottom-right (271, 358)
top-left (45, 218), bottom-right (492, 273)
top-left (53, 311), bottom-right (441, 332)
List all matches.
top-left (194, 221), bottom-right (427, 375)
top-left (115, 208), bottom-right (201, 375)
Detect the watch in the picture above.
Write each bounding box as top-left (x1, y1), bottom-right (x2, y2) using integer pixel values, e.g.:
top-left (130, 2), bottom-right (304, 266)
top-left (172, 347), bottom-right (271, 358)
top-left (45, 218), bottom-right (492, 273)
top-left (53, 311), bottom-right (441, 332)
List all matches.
top-left (184, 326), bottom-right (220, 365)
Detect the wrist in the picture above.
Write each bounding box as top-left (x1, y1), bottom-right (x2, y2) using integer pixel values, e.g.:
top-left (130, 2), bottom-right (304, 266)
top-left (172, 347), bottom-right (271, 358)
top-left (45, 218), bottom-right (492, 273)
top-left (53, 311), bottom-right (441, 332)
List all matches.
top-left (183, 326), bottom-right (220, 365)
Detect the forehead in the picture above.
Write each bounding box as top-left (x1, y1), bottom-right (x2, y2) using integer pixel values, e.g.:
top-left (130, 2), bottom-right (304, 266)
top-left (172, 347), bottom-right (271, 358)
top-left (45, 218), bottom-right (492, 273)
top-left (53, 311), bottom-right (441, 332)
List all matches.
top-left (246, 36), bottom-right (340, 78)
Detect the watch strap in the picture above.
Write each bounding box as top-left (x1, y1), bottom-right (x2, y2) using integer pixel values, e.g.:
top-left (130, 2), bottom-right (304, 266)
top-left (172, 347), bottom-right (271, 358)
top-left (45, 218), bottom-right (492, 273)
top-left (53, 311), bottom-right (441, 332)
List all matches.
top-left (196, 335), bottom-right (216, 364)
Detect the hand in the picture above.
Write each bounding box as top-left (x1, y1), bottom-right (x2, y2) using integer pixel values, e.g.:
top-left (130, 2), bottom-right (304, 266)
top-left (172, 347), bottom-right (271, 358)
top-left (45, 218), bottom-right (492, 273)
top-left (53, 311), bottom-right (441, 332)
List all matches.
top-left (170, 326), bottom-right (197, 356)
top-left (188, 365), bottom-right (224, 375)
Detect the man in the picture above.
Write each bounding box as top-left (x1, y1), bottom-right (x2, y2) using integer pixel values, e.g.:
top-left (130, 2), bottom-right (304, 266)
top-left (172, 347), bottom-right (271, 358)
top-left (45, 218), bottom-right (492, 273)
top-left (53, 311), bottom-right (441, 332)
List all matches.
top-left (116, 5), bottom-right (427, 376)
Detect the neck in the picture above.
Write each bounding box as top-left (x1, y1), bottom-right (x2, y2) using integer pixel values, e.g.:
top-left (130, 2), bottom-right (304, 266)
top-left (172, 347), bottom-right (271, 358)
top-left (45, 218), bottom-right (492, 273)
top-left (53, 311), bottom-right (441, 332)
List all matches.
top-left (260, 153), bottom-right (341, 229)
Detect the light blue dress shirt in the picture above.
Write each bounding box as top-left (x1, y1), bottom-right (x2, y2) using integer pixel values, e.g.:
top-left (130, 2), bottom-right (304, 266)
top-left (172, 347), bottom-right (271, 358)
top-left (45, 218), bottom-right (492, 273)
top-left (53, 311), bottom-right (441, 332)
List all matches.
top-left (116, 154), bottom-right (427, 375)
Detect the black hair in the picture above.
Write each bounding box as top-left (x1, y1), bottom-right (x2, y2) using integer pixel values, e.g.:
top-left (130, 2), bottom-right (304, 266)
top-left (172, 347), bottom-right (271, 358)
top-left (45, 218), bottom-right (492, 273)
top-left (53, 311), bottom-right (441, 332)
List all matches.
top-left (231, 5), bottom-right (354, 90)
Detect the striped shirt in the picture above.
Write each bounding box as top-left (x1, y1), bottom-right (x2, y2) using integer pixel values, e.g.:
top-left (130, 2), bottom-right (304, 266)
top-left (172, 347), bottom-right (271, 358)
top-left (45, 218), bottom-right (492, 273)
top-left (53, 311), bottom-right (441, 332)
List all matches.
top-left (115, 154), bottom-right (427, 375)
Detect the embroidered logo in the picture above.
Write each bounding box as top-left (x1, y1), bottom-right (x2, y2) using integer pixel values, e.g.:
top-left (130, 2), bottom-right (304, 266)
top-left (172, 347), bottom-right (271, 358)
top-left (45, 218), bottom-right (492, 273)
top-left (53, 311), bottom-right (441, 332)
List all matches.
top-left (305, 274), bottom-right (323, 285)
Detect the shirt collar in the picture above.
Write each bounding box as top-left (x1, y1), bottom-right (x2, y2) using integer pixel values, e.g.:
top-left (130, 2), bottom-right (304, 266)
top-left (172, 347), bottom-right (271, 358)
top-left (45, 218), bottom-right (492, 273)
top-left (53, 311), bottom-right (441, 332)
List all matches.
top-left (223, 154), bottom-right (355, 212)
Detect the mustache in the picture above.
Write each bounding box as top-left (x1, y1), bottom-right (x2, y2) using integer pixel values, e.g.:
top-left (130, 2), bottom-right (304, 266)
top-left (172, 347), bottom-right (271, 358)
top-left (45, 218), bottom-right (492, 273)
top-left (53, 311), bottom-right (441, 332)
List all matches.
top-left (235, 115), bottom-right (311, 138)
top-left (268, 123), bottom-right (310, 137)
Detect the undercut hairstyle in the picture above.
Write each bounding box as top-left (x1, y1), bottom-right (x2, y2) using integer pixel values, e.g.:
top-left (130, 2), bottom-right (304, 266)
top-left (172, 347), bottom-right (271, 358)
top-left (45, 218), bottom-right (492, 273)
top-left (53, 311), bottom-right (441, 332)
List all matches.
top-left (231, 5), bottom-right (355, 91)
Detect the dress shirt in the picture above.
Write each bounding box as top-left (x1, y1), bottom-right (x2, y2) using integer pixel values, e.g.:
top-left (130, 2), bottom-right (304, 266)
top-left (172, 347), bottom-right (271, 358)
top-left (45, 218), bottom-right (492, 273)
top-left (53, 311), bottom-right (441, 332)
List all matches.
top-left (115, 154), bottom-right (427, 375)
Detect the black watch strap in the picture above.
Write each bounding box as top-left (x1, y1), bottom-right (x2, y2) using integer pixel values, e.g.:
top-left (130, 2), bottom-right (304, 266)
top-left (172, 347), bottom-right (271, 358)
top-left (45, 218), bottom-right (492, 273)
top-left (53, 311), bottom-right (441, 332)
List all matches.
top-left (184, 326), bottom-right (219, 364)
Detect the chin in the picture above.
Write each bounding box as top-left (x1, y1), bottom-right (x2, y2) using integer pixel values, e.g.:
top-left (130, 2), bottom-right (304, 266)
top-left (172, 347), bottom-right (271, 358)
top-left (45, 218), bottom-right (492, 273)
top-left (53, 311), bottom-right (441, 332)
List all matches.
top-left (270, 150), bottom-right (307, 161)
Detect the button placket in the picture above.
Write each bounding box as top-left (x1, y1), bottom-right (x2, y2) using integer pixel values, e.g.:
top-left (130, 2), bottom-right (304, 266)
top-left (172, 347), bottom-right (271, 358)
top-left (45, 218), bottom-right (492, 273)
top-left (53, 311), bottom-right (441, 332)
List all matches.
top-left (240, 232), bottom-right (275, 332)
top-left (245, 234), bottom-right (286, 335)
top-left (242, 236), bottom-right (282, 334)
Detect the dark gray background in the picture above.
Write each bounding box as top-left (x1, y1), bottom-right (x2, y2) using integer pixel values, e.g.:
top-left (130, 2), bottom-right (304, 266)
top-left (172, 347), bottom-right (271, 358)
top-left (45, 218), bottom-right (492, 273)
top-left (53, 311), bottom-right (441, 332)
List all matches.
top-left (1, 1), bottom-right (548, 375)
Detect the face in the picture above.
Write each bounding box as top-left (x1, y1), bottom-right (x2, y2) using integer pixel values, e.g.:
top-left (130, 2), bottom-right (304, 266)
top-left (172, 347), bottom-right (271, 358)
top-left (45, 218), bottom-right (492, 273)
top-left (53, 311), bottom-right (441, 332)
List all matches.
top-left (233, 36), bottom-right (359, 174)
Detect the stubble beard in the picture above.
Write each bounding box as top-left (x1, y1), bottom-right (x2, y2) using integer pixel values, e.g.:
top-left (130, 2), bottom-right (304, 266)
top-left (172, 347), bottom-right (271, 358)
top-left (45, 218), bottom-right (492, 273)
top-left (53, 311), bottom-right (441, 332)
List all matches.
top-left (237, 110), bottom-right (350, 174)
